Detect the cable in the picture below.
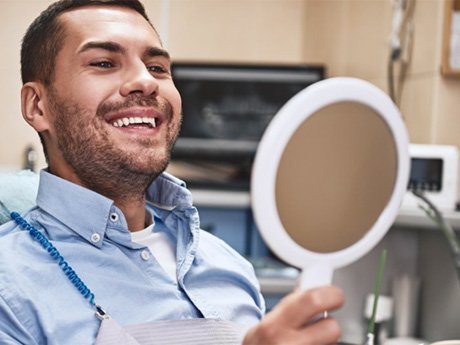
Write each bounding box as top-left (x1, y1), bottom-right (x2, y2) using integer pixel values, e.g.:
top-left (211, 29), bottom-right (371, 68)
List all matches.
top-left (10, 212), bottom-right (97, 307)
top-left (388, 0), bottom-right (416, 108)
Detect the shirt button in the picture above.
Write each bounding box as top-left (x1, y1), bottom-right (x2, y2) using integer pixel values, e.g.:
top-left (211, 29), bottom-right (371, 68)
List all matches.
top-left (91, 233), bottom-right (101, 243)
top-left (141, 250), bottom-right (151, 261)
top-left (110, 213), bottom-right (119, 222)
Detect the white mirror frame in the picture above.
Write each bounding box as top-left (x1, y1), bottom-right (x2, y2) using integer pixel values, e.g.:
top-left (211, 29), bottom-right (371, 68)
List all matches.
top-left (251, 77), bottom-right (409, 289)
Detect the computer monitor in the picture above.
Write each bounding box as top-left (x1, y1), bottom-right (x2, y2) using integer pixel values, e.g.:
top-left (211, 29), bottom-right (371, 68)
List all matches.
top-left (169, 62), bottom-right (325, 190)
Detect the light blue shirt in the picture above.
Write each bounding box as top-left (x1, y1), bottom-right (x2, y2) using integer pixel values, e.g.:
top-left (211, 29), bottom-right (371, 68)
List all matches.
top-left (0, 170), bottom-right (265, 344)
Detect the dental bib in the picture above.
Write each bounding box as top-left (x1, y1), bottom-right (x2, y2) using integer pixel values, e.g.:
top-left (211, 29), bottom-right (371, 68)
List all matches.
top-left (95, 316), bottom-right (246, 345)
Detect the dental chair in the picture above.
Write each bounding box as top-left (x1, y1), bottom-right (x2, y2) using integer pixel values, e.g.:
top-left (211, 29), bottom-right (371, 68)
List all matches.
top-left (0, 169), bottom-right (39, 225)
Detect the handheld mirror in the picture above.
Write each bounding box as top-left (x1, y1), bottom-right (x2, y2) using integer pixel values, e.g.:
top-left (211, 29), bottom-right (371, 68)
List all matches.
top-left (251, 77), bottom-right (409, 290)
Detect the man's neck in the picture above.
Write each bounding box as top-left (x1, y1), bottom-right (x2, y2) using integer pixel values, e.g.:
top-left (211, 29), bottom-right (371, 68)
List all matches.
top-left (48, 163), bottom-right (153, 231)
top-left (114, 196), bottom-right (151, 232)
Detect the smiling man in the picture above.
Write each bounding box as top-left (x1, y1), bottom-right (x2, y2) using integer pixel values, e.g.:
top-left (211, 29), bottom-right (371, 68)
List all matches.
top-left (0, 1), bottom-right (343, 344)
top-left (21, 2), bottom-right (182, 231)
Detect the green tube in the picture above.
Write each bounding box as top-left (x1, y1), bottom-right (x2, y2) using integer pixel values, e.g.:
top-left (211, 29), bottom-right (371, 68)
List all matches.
top-left (367, 249), bottom-right (387, 336)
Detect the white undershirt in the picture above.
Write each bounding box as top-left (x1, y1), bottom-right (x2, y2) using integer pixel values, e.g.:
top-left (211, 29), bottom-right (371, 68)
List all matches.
top-left (131, 223), bottom-right (177, 283)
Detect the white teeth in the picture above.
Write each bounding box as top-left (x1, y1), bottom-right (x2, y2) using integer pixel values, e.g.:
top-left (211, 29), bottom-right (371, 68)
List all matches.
top-left (111, 117), bottom-right (156, 128)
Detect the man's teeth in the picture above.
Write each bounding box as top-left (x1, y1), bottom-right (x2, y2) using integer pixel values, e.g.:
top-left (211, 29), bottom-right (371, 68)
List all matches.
top-left (112, 117), bottom-right (156, 128)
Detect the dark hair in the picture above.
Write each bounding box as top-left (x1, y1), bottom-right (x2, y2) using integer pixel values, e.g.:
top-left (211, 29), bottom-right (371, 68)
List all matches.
top-left (20, 0), bottom-right (155, 86)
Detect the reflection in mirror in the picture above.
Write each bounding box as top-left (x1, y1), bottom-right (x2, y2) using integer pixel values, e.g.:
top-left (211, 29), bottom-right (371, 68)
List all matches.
top-left (275, 101), bottom-right (397, 253)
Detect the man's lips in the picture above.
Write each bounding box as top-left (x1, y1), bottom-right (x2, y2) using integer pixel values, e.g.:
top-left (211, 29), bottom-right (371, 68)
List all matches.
top-left (104, 107), bottom-right (164, 129)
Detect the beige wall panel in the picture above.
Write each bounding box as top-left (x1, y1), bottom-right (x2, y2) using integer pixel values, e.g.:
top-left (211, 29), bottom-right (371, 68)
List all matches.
top-left (430, 1), bottom-right (460, 150)
top-left (408, 0), bottom-right (443, 75)
top-left (433, 77), bottom-right (460, 146)
top-left (0, 1), bottom-right (53, 171)
top-left (302, 0), bottom-right (348, 75)
top-left (344, 1), bottom-right (391, 80)
top-left (167, 0), bottom-right (306, 64)
top-left (303, 1), bottom-right (391, 80)
top-left (395, 0), bottom-right (443, 146)
top-left (141, 0), bottom-right (163, 35)
top-left (0, 66), bottom-right (41, 171)
top-left (400, 75), bottom-right (436, 143)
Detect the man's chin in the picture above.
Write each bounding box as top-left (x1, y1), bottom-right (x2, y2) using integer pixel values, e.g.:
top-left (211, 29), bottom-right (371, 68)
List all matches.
top-left (123, 155), bottom-right (170, 178)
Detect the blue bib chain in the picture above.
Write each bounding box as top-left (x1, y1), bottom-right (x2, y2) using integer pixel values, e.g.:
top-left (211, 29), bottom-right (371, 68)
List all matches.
top-left (10, 211), bottom-right (108, 319)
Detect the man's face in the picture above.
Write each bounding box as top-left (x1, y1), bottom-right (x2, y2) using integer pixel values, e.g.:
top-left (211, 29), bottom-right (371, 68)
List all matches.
top-left (41, 6), bottom-right (182, 193)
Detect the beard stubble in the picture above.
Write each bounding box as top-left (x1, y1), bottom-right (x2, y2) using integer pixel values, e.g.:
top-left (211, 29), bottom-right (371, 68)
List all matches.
top-left (48, 87), bottom-right (181, 202)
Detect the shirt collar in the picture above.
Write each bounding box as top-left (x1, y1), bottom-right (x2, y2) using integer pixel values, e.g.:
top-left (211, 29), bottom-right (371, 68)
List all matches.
top-left (36, 170), bottom-right (115, 247)
top-left (35, 170), bottom-right (193, 247)
top-left (145, 171), bottom-right (193, 211)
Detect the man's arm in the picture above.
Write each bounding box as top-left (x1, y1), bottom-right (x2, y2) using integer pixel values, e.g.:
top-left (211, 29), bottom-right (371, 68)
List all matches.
top-left (243, 285), bottom-right (344, 345)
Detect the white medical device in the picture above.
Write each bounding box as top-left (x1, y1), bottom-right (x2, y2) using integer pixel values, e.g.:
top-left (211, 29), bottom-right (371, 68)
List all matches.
top-left (403, 144), bottom-right (459, 211)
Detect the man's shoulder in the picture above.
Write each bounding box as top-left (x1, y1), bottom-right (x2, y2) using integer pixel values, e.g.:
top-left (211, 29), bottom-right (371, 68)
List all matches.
top-left (0, 216), bottom-right (59, 303)
top-left (0, 223), bottom-right (25, 269)
top-left (0, 218), bottom-right (41, 266)
top-left (198, 230), bottom-right (255, 272)
top-left (0, 218), bottom-right (21, 241)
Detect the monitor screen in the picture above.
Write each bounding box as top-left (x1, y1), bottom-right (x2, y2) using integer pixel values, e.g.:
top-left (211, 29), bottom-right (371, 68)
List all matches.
top-left (169, 63), bottom-right (325, 190)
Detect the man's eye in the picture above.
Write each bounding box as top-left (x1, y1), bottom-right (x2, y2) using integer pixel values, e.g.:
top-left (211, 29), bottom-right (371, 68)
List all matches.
top-left (90, 61), bottom-right (113, 68)
top-left (148, 65), bottom-right (168, 74)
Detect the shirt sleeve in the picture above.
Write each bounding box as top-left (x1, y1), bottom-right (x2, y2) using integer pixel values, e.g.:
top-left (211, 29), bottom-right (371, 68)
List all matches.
top-left (0, 294), bottom-right (40, 345)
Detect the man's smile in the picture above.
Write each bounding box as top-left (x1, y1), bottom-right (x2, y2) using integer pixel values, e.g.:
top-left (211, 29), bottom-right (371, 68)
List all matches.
top-left (104, 106), bottom-right (164, 131)
top-left (112, 116), bottom-right (156, 128)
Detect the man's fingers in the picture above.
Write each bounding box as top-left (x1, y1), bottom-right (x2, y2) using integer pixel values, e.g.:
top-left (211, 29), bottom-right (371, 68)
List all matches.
top-left (242, 285), bottom-right (344, 345)
top-left (269, 285), bottom-right (344, 328)
top-left (297, 317), bottom-right (342, 344)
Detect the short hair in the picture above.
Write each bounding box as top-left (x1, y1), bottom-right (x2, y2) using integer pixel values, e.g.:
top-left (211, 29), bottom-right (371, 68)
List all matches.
top-left (21, 0), bottom-right (155, 86)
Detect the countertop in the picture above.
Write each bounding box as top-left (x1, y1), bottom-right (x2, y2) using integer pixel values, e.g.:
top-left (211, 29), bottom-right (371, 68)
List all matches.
top-left (190, 189), bottom-right (460, 230)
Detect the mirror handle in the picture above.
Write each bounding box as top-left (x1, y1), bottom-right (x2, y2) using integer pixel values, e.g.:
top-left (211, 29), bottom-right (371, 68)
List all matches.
top-left (299, 263), bottom-right (334, 291)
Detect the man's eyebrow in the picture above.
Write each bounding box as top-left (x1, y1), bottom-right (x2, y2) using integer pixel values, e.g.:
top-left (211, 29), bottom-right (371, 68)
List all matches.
top-left (77, 42), bottom-right (170, 61)
top-left (144, 47), bottom-right (171, 61)
top-left (78, 41), bottom-right (126, 54)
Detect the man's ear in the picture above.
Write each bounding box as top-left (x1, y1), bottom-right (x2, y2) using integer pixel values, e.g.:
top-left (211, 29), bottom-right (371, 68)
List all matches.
top-left (21, 82), bottom-right (50, 132)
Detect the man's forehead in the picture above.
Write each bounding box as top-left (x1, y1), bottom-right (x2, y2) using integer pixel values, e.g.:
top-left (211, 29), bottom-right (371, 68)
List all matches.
top-left (61, 4), bottom-right (146, 23)
top-left (58, 5), bottom-right (162, 47)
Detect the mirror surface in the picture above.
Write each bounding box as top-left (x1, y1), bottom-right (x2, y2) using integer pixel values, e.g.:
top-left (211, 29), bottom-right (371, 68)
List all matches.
top-left (275, 101), bottom-right (397, 253)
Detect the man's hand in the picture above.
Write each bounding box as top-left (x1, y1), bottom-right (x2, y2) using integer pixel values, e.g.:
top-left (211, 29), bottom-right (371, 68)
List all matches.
top-left (243, 285), bottom-right (344, 345)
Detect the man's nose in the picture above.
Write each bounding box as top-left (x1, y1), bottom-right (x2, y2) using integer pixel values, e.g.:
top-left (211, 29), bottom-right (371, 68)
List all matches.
top-left (120, 64), bottom-right (159, 97)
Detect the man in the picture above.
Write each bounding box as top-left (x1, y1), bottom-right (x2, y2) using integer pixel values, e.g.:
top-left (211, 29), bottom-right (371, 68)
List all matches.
top-left (0, 0), bottom-right (344, 344)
